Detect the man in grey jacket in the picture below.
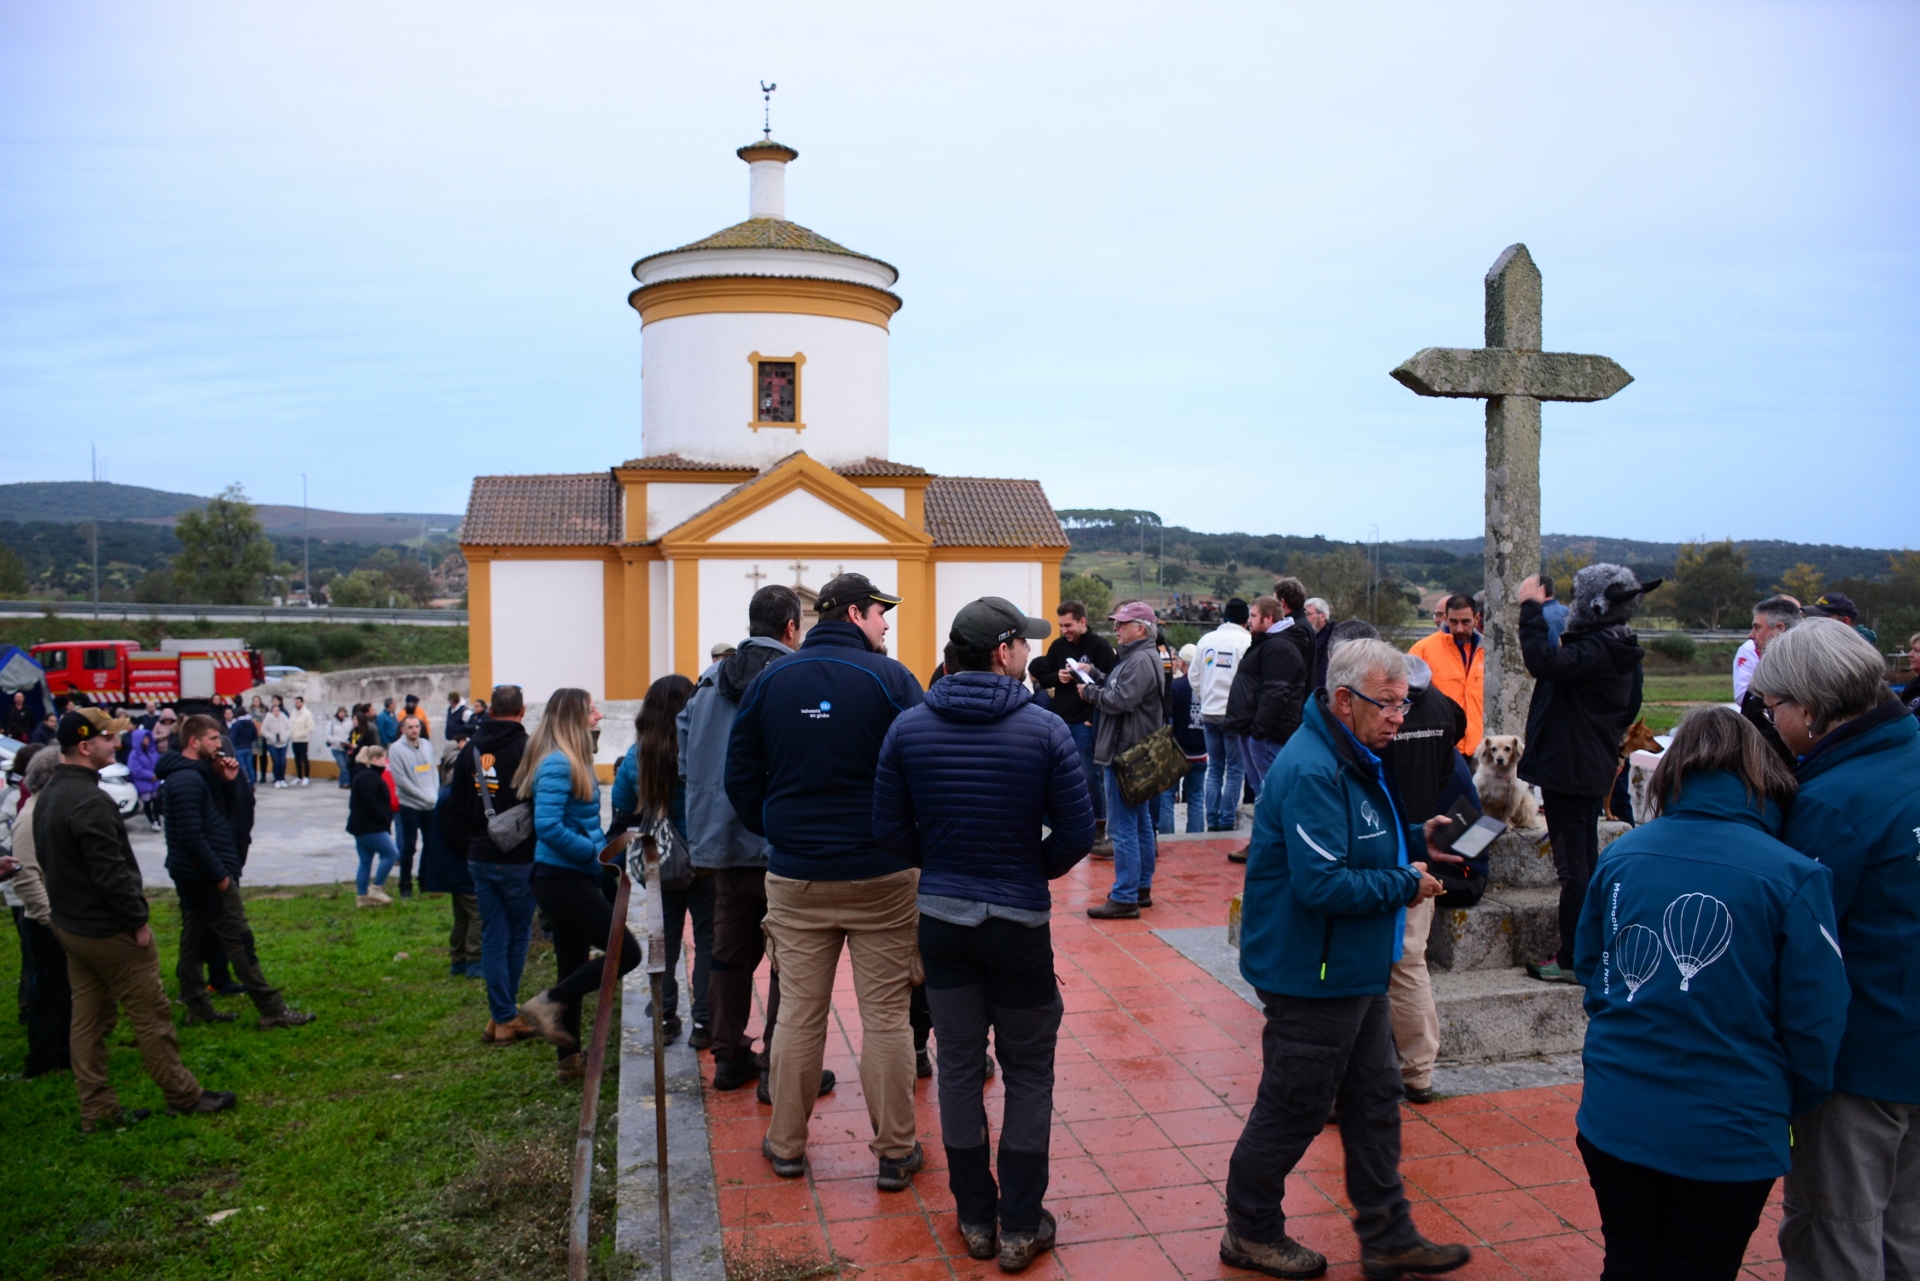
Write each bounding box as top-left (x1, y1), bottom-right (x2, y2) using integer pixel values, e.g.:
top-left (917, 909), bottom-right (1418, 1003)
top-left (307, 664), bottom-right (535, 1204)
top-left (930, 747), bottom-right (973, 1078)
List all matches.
top-left (1082, 600), bottom-right (1166, 920)
top-left (388, 715), bottom-right (439, 898)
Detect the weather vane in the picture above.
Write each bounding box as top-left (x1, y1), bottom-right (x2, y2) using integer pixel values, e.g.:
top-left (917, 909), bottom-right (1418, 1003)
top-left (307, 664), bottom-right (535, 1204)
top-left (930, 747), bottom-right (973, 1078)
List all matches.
top-left (759, 80), bottom-right (776, 139)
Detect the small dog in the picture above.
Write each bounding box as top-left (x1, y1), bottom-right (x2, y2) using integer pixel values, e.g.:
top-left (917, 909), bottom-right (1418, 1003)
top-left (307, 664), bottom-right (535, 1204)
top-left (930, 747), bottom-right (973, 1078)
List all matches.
top-left (1475, 735), bottom-right (1542, 832)
top-left (1607, 719), bottom-right (1662, 820)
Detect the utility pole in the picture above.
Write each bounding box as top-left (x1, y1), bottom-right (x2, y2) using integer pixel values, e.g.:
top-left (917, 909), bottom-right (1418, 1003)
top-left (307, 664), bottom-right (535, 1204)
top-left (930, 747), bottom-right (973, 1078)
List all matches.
top-left (302, 473), bottom-right (311, 607)
top-left (90, 444), bottom-right (100, 618)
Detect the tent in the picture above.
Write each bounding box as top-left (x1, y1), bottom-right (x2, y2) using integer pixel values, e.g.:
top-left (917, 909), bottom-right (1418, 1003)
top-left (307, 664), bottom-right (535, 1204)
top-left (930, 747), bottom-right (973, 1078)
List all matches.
top-left (0, 646), bottom-right (53, 736)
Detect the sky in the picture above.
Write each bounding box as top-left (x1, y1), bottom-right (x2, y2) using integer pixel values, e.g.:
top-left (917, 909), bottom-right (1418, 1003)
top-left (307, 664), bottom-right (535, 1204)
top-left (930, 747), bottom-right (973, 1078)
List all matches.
top-left (3, 1), bottom-right (1916, 549)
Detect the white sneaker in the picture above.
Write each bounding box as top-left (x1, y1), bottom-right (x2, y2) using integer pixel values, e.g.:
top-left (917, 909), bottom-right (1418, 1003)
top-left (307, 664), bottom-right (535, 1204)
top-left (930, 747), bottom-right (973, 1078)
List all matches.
top-left (366, 886), bottom-right (393, 905)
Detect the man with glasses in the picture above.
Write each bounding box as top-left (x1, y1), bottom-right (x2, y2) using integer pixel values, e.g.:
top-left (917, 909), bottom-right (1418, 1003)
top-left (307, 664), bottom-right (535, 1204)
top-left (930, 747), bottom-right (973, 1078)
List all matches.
top-left (1222, 639), bottom-right (1468, 1279)
top-left (1739, 594), bottom-right (1802, 768)
top-left (1079, 600), bottom-right (1167, 920)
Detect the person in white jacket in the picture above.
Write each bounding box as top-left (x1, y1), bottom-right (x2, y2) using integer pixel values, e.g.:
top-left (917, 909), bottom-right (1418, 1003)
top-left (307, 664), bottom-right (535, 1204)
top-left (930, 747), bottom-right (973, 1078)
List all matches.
top-left (287, 696), bottom-right (316, 787)
top-left (261, 697), bottom-right (293, 789)
top-left (1192, 599), bottom-right (1254, 833)
top-left (387, 716), bottom-right (439, 898)
top-left (324, 707), bottom-right (354, 789)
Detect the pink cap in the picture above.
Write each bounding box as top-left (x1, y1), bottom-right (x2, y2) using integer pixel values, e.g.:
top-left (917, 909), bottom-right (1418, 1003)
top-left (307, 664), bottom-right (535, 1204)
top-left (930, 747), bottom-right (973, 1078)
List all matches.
top-left (1108, 600), bottom-right (1158, 625)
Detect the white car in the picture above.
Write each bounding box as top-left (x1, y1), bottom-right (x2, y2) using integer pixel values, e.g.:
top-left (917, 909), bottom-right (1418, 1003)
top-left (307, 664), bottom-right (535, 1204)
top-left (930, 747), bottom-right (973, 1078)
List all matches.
top-left (0, 734), bottom-right (139, 816)
top-left (262, 665), bottom-right (307, 684)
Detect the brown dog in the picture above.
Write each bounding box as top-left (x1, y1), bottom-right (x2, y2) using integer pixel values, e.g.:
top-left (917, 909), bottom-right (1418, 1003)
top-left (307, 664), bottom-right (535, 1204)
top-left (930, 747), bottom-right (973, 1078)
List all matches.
top-left (1606, 719), bottom-right (1661, 819)
top-left (1474, 735), bottom-right (1542, 832)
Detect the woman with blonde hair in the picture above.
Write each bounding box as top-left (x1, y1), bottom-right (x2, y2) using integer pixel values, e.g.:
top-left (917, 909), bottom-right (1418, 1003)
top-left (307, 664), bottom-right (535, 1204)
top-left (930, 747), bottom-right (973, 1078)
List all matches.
top-left (346, 744), bottom-right (400, 906)
top-left (514, 688), bottom-right (639, 1081)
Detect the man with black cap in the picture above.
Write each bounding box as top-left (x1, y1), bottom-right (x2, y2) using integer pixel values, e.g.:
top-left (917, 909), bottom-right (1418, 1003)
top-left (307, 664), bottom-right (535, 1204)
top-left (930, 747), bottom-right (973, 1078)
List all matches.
top-left (727, 572), bottom-right (929, 1191)
top-left (873, 597), bottom-right (1094, 1271)
top-left (36, 708), bottom-right (236, 1131)
top-left (1806, 591), bottom-right (1878, 646)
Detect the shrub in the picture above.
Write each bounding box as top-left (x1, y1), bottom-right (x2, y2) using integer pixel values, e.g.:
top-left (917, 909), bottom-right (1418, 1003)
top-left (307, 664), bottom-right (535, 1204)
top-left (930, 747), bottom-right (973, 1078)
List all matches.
top-left (320, 627), bottom-right (366, 660)
top-left (1647, 633), bottom-right (1699, 665)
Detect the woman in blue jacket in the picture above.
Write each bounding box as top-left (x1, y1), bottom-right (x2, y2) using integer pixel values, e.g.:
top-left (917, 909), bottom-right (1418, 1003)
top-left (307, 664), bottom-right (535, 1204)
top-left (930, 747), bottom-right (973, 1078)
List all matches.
top-left (1751, 618), bottom-right (1920, 1278)
top-left (513, 688), bottom-right (636, 1081)
top-left (1574, 706), bottom-right (1848, 1280)
top-left (612, 675), bottom-right (712, 1046)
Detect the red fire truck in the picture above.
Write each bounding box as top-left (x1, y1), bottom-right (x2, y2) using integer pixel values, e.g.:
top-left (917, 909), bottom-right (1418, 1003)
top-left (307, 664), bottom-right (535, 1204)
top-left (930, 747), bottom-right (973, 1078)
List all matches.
top-left (32, 639), bottom-right (265, 708)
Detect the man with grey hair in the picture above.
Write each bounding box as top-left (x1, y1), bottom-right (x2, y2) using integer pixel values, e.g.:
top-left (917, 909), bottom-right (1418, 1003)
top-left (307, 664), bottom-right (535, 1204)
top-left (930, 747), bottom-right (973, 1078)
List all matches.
top-left (1740, 594), bottom-right (1802, 767)
top-left (1222, 637), bottom-right (1468, 1278)
top-left (1752, 619), bottom-right (1920, 1279)
top-left (1303, 597), bottom-right (1333, 689)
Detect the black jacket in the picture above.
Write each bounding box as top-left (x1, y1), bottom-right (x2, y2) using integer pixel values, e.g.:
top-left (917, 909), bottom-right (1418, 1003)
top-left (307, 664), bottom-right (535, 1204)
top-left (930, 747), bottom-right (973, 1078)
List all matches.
top-left (347, 765), bottom-right (394, 836)
top-left (1517, 599), bottom-right (1645, 798)
top-left (441, 717), bottom-right (535, 862)
top-left (157, 752), bottom-right (242, 884)
top-left (1223, 621), bottom-right (1315, 744)
top-left (34, 763), bottom-right (148, 937)
top-left (1027, 631), bottom-right (1117, 725)
top-left (1740, 688), bottom-right (1797, 769)
top-left (1383, 685), bottom-right (1468, 824)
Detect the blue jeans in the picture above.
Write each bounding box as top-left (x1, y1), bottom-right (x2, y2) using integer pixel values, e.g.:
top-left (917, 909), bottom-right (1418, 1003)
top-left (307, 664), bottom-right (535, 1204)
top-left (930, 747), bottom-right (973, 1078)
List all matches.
top-left (1157, 758), bottom-right (1210, 834)
top-left (470, 860), bottom-right (537, 1023)
top-left (354, 831), bottom-right (399, 893)
top-left (1240, 736), bottom-right (1283, 802)
top-left (1203, 723), bottom-right (1244, 831)
top-left (331, 748), bottom-right (352, 787)
top-left (1069, 719), bottom-right (1104, 821)
top-left (266, 744), bottom-right (287, 783)
top-left (1105, 768), bottom-right (1157, 905)
top-left (236, 749), bottom-right (258, 785)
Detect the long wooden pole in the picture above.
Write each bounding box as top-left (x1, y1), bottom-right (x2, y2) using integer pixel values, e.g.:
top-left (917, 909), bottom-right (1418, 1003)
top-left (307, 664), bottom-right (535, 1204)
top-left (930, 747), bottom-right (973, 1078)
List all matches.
top-left (567, 831), bottom-right (635, 1281)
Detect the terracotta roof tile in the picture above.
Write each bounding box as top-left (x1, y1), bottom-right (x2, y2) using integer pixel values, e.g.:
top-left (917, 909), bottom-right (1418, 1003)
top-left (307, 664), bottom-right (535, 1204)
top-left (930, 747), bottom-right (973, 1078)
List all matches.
top-left (924, 478), bottom-right (1070, 548)
top-left (462, 473), bottom-right (620, 546)
top-left (835, 457), bottom-right (930, 477)
top-left (633, 218), bottom-right (895, 275)
top-left (618, 454), bottom-right (756, 473)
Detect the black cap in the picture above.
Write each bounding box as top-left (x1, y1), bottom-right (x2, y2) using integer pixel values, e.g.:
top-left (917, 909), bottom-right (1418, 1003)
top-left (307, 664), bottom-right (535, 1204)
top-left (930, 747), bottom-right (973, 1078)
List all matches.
top-left (1806, 592), bottom-right (1859, 621)
top-left (57, 707), bottom-right (132, 750)
top-left (815, 572), bottom-right (901, 616)
top-left (1223, 598), bottom-right (1250, 625)
top-left (950, 597), bottom-right (1051, 648)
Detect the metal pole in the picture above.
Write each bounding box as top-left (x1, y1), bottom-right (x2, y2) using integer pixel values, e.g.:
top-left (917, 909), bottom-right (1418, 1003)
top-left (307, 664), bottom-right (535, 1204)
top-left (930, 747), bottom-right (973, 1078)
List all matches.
top-left (568, 832), bottom-right (636, 1281)
top-left (302, 474), bottom-right (311, 608)
top-left (90, 444), bottom-right (100, 619)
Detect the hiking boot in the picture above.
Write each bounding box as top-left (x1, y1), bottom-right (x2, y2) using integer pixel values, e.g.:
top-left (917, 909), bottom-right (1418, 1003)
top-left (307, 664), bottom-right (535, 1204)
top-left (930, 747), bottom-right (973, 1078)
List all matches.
top-left (660, 1014), bottom-right (683, 1042)
top-left (712, 1053), bottom-right (761, 1091)
top-left (1136, 890), bottom-right (1153, 908)
top-left (518, 992), bottom-right (577, 1050)
top-left (757, 1067), bottom-right (834, 1105)
top-left (1219, 1226), bottom-right (1327, 1279)
top-left (689, 1021), bottom-right (712, 1051)
top-left (876, 1141), bottom-right (924, 1192)
top-left (1087, 898), bottom-right (1139, 920)
top-left (917, 1047), bottom-right (933, 1079)
top-left (258, 1009), bottom-right (316, 1030)
top-left (79, 1107), bottom-right (151, 1134)
top-left (762, 1138), bottom-right (805, 1179)
top-left (556, 1053), bottom-right (586, 1084)
top-left (1227, 844), bottom-right (1250, 864)
top-left (959, 1220), bottom-right (998, 1260)
top-left (998, 1209), bottom-right (1057, 1273)
top-left (182, 1007), bottom-right (237, 1026)
top-left (167, 1090), bottom-right (238, 1118)
top-left (1359, 1238), bottom-right (1471, 1278)
top-left (1404, 1084), bottom-right (1439, 1105)
top-left (482, 1015), bottom-right (538, 1046)
top-left (1525, 959), bottom-right (1579, 984)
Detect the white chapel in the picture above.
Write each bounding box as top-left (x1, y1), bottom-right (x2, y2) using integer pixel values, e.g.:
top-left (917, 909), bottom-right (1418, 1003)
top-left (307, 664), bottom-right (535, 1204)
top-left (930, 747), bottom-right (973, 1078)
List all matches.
top-left (460, 135), bottom-right (1069, 702)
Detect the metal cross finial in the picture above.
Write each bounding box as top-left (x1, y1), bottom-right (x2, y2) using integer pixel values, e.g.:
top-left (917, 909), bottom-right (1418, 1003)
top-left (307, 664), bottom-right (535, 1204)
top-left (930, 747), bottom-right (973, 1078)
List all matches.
top-left (760, 81), bottom-right (777, 139)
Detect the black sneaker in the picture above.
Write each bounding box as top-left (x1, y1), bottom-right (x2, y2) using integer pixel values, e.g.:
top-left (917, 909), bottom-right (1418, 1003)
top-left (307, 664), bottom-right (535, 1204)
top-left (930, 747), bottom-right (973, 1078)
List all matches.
top-left (762, 1137), bottom-right (805, 1179)
top-left (1087, 898), bottom-right (1139, 920)
top-left (167, 1090), bottom-right (238, 1118)
top-left (688, 1021), bottom-right (712, 1051)
top-left (757, 1067), bottom-right (835, 1106)
top-left (875, 1141), bottom-right (924, 1192)
top-left (712, 1053), bottom-right (761, 1092)
top-left (660, 1014), bottom-right (683, 1043)
top-left (1403, 1084), bottom-right (1439, 1105)
top-left (1136, 890), bottom-right (1153, 908)
top-left (210, 980), bottom-right (246, 996)
top-left (916, 1047), bottom-right (933, 1079)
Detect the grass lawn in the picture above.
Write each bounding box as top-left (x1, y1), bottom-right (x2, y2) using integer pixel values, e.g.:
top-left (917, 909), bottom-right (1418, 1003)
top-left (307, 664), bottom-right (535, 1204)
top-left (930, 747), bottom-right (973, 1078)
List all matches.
top-left (1638, 673), bottom-right (1738, 731)
top-left (0, 886), bottom-right (631, 1281)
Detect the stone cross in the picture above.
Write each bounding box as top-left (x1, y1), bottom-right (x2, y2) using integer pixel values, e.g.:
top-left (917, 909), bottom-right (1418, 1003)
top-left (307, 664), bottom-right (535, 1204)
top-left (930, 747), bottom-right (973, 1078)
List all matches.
top-left (788, 560), bottom-right (810, 587)
top-left (744, 565), bottom-right (768, 589)
top-left (1391, 244), bottom-right (1632, 737)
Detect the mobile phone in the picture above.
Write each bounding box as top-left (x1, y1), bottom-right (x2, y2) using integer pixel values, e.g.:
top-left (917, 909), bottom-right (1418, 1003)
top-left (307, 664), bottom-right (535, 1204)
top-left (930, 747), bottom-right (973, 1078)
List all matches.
top-left (1434, 799), bottom-right (1505, 859)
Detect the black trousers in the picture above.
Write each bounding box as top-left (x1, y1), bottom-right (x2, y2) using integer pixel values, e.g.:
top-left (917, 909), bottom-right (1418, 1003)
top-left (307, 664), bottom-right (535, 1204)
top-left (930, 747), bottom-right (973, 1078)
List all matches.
top-left (1579, 1133), bottom-right (1774, 1280)
top-left (707, 867), bottom-right (779, 1062)
top-left (1543, 790), bottom-right (1605, 966)
top-left (13, 909), bottom-right (72, 1077)
top-left (921, 914), bottom-right (1063, 1234)
top-left (649, 871), bottom-right (716, 1029)
top-left (533, 872), bottom-right (640, 1059)
top-left (175, 881), bottom-right (283, 1017)
top-left (291, 741), bottom-right (310, 779)
top-left (1225, 990), bottom-right (1419, 1251)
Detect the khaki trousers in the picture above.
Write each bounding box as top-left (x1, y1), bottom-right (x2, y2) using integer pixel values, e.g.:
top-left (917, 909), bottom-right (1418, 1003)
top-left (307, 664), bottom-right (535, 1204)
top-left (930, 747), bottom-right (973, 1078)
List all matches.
top-left (1782, 1090), bottom-right (1920, 1280)
top-left (1387, 896), bottom-right (1439, 1090)
top-left (763, 867), bottom-right (919, 1161)
top-left (54, 926), bottom-right (204, 1120)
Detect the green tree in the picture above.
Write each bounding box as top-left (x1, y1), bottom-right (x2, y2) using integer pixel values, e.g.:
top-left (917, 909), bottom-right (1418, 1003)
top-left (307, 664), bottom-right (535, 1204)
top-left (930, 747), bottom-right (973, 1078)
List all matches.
top-left (326, 569), bottom-right (391, 609)
top-left (1543, 548), bottom-right (1592, 596)
top-left (1293, 547), bottom-right (1415, 630)
top-left (1776, 562), bottom-right (1824, 603)
top-left (0, 543), bottom-right (28, 598)
top-left (172, 484), bottom-right (274, 604)
top-left (1060, 573), bottom-right (1113, 624)
top-left (1668, 539), bottom-right (1756, 628)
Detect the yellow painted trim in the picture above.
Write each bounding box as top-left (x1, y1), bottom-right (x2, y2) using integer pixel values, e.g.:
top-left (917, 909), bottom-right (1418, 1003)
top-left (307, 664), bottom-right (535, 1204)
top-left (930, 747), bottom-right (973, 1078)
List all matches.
top-left (629, 275), bottom-right (901, 330)
top-left (622, 478), bottom-right (647, 544)
top-left (748, 351), bottom-right (805, 433)
top-left (894, 557), bottom-right (935, 682)
top-left (904, 486), bottom-right (925, 531)
top-left (601, 558), bottom-right (629, 700)
top-left (622, 556), bottom-right (651, 698)
top-left (468, 558), bottom-right (493, 699)
top-left (673, 561), bottom-right (701, 681)
top-left (659, 453), bottom-right (933, 551)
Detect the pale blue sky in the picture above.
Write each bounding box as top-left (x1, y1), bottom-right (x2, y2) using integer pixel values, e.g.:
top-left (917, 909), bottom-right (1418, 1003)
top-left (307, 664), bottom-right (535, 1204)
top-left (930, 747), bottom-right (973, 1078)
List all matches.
top-left (3, 1), bottom-right (1915, 547)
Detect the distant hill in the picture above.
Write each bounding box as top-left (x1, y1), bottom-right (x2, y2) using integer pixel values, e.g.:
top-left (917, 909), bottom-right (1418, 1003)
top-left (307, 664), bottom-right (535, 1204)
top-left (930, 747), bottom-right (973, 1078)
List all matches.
top-left (0, 482), bottom-right (462, 545)
top-left (1392, 535), bottom-right (1905, 587)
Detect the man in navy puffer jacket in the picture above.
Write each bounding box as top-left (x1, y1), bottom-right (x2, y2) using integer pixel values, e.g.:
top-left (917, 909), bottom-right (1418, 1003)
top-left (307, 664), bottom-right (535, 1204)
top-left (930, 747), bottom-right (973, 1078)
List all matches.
top-left (873, 597), bottom-right (1092, 1271)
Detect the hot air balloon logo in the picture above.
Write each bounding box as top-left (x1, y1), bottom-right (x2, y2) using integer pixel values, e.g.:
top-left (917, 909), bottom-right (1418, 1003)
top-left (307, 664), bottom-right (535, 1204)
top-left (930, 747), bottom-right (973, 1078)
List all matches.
top-left (1611, 924), bottom-right (1663, 1001)
top-left (1662, 894), bottom-right (1733, 993)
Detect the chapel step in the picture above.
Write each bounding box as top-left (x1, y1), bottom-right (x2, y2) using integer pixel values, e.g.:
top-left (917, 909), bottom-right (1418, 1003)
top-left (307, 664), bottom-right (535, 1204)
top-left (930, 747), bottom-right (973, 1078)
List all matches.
top-left (1428, 887), bottom-right (1559, 973)
top-left (1434, 967), bottom-right (1587, 1065)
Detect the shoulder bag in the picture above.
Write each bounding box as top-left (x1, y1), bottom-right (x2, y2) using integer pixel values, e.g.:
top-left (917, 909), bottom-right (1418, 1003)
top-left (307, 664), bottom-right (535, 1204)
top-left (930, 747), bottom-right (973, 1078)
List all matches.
top-left (1113, 724), bottom-right (1189, 808)
top-left (471, 743), bottom-right (535, 854)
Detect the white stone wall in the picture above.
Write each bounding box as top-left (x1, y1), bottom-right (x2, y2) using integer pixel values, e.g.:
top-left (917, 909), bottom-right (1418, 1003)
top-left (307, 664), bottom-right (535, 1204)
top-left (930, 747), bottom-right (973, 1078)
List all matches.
top-left (934, 561), bottom-right (1048, 649)
top-left (634, 246), bottom-right (896, 292)
top-left (640, 311), bottom-right (888, 469)
top-left (644, 482), bottom-right (737, 540)
top-left (698, 558), bottom-right (897, 661)
top-left (489, 559), bottom-right (606, 702)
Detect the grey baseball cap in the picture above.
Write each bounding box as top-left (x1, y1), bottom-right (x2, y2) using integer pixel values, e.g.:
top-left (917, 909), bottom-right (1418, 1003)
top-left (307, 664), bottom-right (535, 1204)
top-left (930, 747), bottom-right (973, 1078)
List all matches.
top-left (950, 597), bottom-right (1051, 648)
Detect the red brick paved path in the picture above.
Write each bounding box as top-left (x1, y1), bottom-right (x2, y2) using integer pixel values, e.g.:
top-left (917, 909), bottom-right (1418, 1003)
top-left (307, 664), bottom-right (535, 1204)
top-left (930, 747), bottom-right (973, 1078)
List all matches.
top-left (703, 838), bottom-right (1785, 1279)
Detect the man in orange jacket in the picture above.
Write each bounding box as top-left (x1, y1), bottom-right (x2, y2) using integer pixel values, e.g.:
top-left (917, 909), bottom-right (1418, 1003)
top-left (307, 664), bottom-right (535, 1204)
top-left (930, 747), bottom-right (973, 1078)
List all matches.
top-left (1407, 594), bottom-right (1484, 755)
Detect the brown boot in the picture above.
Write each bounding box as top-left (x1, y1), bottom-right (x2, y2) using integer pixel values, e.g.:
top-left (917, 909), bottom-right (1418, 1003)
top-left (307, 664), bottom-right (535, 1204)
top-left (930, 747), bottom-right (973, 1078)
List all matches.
top-left (1359, 1240), bottom-right (1471, 1279)
top-left (481, 1015), bottom-right (538, 1046)
top-left (518, 992), bottom-right (578, 1050)
top-left (555, 1053), bottom-right (586, 1084)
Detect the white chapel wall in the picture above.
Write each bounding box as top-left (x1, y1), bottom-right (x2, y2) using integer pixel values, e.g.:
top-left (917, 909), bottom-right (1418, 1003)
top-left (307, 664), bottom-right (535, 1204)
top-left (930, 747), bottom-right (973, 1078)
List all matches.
top-left (935, 561), bottom-right (1047, 648)
top-left (641, 311), bottom-right (888, 469)
top-left (707, 488), bottom-right (890, 543)
top-left (698, 558), bottom-right (898, 662)
top-left (646, 483), bottom-right (739, 539)
top-left (489, 559), bottom-right (606, 702)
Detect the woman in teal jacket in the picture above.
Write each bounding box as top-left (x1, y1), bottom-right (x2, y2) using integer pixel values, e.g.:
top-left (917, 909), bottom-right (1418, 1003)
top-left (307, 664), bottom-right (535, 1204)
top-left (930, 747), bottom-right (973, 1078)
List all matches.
top-left (1751, 618), bottom-right (1920, 1279)
top-left (1574, 706), bottom-right (1848, 1281)
top-left (513, 688), bottom-right (637, 1081)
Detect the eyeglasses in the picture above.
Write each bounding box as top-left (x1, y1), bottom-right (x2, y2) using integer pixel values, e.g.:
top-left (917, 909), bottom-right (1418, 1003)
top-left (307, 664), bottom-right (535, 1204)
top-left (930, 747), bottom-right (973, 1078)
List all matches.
top-left (1342, 686), bottom-right (1414, 718)
top-left (1761, 698), bottom-right (1793, 724)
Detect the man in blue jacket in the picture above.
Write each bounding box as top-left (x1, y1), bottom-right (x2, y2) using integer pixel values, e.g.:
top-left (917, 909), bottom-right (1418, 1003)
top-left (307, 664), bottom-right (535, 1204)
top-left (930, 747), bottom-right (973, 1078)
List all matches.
top-left (873, 597), bottom-right (1093, 1272)
top-left (727, 572), bottom-right (928, 1192)
top-left (1223, 638), bottom-right (1469, 1280)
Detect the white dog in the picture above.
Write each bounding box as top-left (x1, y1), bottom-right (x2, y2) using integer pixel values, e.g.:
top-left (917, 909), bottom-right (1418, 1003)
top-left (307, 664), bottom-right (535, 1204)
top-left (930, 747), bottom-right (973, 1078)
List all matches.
top-left (1474, 735), bottom-right (1542, 832)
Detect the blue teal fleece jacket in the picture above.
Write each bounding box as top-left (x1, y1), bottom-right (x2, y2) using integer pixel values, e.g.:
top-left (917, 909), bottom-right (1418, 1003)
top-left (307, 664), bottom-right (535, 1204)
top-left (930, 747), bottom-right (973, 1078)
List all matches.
top-left (1238, 692), bottom-right (1425, 999)
top-left (612, 743), bottom-right (688, 844)
top-left (1574, 770), bottom-right (1848, 1182)
top-left (1779, 699), bottom-right (1920, 1105)
top-left (531, 749), bottom-right (605, 875)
